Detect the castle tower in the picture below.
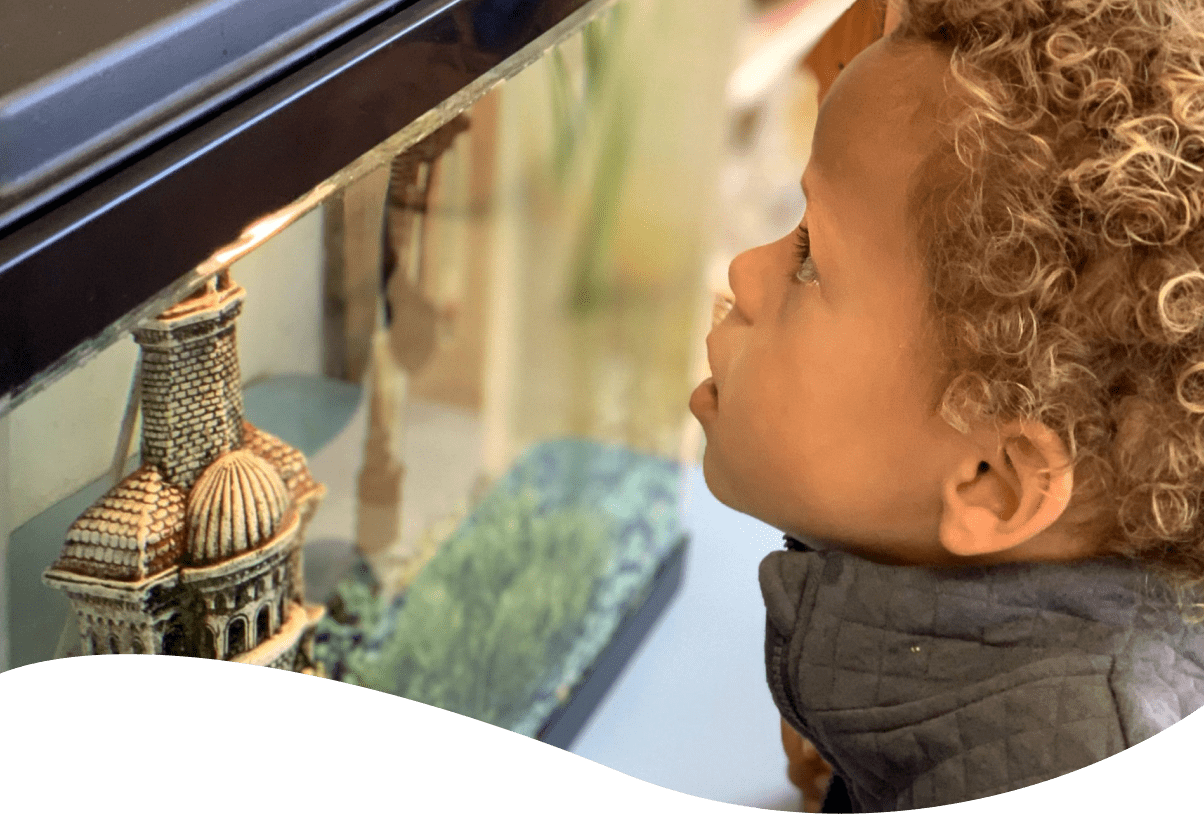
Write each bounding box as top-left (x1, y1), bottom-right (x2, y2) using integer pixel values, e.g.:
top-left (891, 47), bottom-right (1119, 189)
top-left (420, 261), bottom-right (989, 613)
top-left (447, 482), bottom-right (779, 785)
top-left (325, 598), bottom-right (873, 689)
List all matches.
top-left (44, 270), bottom-right (326, 671)
top-left (135, 273), bottom-right (245, 490)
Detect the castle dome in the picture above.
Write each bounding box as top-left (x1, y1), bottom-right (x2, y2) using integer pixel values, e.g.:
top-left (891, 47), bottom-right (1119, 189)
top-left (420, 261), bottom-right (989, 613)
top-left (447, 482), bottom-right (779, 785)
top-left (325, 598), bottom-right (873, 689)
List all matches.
top-left (47, 465), bottom-right (186, 582)
top-left (187, 449), bottom-right (290, 562)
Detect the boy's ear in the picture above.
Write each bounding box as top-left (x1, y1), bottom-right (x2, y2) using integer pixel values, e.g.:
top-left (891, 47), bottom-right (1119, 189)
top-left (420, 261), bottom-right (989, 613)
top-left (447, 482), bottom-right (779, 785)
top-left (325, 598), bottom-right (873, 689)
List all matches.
top-left (938, 421), bottom-right (1074, 558)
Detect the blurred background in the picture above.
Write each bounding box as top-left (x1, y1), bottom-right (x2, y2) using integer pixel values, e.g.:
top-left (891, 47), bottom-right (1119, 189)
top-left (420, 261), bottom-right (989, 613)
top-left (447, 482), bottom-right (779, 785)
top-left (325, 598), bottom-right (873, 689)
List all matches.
top-left (1, 0), bottom-right (884, 809)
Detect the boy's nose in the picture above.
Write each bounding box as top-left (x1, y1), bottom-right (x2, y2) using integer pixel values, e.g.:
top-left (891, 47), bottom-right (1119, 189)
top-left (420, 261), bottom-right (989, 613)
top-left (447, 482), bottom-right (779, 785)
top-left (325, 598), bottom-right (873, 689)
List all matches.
top-left (727, 242), bottom-right (771, 323)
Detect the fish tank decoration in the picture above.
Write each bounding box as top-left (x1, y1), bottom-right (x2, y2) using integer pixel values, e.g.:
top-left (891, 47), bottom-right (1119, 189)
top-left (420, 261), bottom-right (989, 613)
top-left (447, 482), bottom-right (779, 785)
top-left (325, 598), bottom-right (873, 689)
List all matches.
top-left (40, 270), bottom-right (327, 671)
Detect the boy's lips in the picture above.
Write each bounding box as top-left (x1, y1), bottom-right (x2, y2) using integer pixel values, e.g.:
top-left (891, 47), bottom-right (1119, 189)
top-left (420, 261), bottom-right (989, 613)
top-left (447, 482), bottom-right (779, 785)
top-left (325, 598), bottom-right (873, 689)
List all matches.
top-left (705, 329), bottom-right (722, 386)
top-left (693, 305), bottom-right (727, 419)
top-left (689, 375), bottom-right (719, 419)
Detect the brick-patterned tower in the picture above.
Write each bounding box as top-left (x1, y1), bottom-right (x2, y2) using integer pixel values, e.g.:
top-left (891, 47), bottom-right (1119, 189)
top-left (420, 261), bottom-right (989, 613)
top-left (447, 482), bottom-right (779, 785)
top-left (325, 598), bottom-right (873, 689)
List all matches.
top-left (44, 270), bottom-right (326, 670)
top-left (135, 273), bottom-right (245, 490)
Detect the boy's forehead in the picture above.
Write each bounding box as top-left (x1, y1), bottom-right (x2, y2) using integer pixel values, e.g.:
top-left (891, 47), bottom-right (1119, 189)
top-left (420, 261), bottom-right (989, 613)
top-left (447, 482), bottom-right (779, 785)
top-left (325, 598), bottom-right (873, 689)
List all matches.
top-left (809, 39), bottom-right (950, 204)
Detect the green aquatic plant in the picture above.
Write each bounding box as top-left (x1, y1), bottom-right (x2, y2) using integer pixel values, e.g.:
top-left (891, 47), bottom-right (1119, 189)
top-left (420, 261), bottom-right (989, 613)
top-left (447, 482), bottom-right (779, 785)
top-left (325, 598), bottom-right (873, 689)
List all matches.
top-left (327, 577), bottom-right (383, 632)
top-left (340, 487), bottom-right (611, 729)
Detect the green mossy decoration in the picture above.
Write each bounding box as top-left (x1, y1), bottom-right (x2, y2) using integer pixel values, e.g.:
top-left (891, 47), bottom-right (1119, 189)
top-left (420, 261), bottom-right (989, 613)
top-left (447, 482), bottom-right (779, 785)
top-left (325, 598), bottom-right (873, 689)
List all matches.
top-left (315, 438), bottom-right (687, 738)
top-left (336, 488), bottom-right (611, 730)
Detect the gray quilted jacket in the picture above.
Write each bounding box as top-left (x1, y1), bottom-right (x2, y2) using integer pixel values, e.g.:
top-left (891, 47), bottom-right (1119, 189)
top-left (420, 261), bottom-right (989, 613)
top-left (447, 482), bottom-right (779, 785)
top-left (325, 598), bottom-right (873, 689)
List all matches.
top-left (760, 545), bottom-right (1204, 811)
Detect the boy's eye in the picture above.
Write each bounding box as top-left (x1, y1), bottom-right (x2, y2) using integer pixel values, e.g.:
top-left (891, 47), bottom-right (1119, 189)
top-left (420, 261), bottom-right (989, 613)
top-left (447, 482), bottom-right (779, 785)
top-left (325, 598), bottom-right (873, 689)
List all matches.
top-left (792, 224), bottom-right (819, 285)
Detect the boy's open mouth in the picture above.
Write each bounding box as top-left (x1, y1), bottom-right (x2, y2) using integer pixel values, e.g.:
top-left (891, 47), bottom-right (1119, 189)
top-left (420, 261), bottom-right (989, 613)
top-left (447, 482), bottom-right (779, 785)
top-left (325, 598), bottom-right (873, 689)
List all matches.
top-left (713, 291), bottom-right (735, 327)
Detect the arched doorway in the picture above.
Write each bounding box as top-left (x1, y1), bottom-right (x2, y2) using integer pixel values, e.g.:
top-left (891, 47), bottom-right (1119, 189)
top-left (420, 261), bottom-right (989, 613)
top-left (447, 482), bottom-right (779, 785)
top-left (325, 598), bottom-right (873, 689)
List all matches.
top-left (162, 617), bottom-right (187, 656)
top-left (227, 617), bottom-right (247, 657)
top-left (256, 605), bottom-right (271, 645)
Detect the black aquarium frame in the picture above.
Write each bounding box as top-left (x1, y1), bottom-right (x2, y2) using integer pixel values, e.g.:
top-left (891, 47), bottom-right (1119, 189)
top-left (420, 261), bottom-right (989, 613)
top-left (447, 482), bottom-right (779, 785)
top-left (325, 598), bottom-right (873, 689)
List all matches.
top-left (0, 0), bottom-right (604, 409)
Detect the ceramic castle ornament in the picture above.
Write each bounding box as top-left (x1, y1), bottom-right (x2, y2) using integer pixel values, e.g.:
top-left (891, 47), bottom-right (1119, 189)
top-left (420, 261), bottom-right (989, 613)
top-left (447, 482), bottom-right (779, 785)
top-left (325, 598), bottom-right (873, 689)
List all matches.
top-left (43, 270), bottom-right (327, 671)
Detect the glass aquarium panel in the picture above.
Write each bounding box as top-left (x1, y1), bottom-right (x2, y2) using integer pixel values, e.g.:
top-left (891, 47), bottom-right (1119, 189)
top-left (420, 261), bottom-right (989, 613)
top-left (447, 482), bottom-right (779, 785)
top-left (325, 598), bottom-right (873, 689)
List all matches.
top-left (2, 0), bottom-right (735, 747)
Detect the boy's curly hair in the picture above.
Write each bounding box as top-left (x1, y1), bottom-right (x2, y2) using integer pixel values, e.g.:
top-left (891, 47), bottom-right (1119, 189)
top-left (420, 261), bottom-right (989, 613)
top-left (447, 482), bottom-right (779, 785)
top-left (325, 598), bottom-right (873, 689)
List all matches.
top-left (893, 0), bottom-right (1204, 587)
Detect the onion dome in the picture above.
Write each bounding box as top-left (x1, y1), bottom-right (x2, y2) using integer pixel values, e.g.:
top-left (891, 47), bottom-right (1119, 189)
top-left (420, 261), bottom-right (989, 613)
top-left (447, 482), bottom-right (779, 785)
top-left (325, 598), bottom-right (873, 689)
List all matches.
top-left (187, 449), bottom-right (290, 563)
top-left (48, 466), bottom-right (186, 582)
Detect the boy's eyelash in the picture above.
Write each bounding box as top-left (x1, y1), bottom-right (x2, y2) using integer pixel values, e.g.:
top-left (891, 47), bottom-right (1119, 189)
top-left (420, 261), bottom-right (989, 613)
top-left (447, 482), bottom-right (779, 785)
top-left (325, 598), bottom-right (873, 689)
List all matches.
top-left (792, 224), bottom-right (819, 284)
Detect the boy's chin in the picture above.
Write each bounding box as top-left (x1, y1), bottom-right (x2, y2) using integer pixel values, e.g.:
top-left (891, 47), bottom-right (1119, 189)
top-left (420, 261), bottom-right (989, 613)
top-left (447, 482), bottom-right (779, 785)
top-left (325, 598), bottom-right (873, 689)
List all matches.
top-left (698, 452), bottom-right (740, 510)
top-left (699, 453), bottom-right (770, 521)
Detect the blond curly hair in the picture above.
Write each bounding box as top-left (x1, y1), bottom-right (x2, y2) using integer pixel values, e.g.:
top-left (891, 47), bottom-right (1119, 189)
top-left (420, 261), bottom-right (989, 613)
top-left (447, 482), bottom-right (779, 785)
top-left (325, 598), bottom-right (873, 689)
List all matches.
top-left (891, 0), bottom-right (1204, 586)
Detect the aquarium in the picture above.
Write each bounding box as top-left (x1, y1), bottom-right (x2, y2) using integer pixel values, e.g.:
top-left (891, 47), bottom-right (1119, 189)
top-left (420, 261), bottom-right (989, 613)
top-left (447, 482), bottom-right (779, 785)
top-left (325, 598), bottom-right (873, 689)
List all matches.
top-left (1, 0), bottom-right (734, 747)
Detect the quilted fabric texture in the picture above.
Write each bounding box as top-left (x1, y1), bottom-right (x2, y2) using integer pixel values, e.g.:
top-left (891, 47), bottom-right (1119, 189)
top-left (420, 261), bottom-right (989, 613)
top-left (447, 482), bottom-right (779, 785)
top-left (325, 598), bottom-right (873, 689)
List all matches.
top-left (760, 549), bottom-right (1204, 811)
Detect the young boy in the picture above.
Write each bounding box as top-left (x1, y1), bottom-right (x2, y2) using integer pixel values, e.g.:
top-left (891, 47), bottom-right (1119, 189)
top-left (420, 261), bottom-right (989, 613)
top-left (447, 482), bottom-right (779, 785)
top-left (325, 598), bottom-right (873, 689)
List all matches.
top-left (690, 0), bottom-right (1204, 810)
